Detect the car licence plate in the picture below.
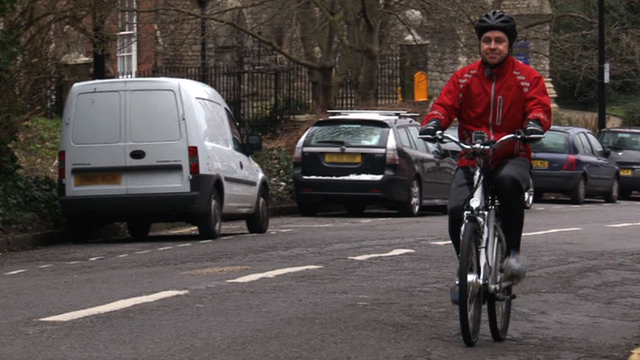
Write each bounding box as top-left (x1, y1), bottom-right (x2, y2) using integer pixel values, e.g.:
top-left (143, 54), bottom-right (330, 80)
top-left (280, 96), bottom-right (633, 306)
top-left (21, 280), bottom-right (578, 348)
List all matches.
top-left (532, 160), bottom-right (548, 169)
top-left (74, 173), bottom-right (123, 186)
top-left (325, 153), bottom-right (361, 163)
top-left (621, 169), bottom-right (633, 176)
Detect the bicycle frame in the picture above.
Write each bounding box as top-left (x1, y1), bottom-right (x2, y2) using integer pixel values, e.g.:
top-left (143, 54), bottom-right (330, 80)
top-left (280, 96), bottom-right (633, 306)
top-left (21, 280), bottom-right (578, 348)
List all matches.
top-left (464, 153), bottom-right (505, 294)
top-left (422, 131), bottom-right (537, 291)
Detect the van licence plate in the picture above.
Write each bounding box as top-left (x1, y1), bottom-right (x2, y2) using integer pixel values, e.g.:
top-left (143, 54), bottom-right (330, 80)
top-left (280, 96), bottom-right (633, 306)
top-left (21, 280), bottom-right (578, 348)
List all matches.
top-left (325, 153), bottom-right (362, 163)
top-left (621, 169), bottom-right (633, 176)
top-left (74, 173), bottom-right (123, 186)
top-left (532, 160), bottom-right (548, 169)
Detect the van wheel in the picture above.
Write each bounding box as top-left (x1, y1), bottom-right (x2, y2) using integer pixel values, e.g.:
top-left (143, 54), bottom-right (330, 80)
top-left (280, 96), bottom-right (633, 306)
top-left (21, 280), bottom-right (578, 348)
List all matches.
top-left (246, 190), bottom-right (269, 234)
top-left (127, 221), bottom-right (151, 238)
top-left (198, 188), bottom-right (222, 240)
top-left (67, 221), bottom-right (93, 244)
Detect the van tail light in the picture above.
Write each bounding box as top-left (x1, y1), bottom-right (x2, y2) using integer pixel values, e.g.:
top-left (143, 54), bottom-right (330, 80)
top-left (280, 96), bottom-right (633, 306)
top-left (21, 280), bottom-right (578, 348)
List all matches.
top-left (562, 155), bottom-right (577, 171)
top-left (385, 130), bottom-right (399, 165)
top-left (188, 146), bottom-right (200, 175)
top-left (58, 151), bottom-right (66, 181)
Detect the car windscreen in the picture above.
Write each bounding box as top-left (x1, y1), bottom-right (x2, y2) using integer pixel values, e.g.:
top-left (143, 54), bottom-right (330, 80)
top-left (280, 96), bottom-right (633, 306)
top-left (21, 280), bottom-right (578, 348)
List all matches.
top-left (304, 121), bottom-right (389, 147)
top-left (599, 131), bottom-right (640, 151)
top-left (531, 130), bottom-right (569, 154)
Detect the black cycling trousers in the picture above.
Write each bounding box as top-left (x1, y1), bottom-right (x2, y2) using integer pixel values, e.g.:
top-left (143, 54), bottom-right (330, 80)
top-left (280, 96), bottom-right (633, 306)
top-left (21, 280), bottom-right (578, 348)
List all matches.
top-left (447, 156), bottom-right (531, 257)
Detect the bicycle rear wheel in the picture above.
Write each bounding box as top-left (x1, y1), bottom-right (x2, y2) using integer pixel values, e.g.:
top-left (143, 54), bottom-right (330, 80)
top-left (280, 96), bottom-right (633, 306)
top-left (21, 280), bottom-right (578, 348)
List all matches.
top-left (458, 220), bottom-right (483, 347)
top-left (488, 224), bottom-right (512, 341)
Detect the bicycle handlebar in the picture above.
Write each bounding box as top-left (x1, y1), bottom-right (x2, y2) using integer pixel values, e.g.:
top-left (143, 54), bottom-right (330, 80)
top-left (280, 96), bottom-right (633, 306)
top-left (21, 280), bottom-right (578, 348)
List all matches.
top-left (418, 131), bottom-right (544, 154)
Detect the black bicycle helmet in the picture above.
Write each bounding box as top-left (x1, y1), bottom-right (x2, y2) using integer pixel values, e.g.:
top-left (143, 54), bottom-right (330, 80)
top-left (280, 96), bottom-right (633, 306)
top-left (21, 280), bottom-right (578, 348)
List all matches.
top-left (475, 10), bottom-right (518, 47)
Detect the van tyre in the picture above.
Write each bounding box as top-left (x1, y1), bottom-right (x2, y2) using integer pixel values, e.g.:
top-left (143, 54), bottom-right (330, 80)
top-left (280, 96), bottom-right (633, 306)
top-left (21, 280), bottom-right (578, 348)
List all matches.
top-left (198, 188), bottom-right (222, 239)
top-left (127, 221), bottom-right (151, 238)
top-left (246, 190), bottom-right (269, 234)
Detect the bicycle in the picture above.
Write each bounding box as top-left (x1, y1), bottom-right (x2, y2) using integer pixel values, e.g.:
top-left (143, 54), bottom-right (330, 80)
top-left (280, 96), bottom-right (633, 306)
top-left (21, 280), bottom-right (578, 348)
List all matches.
top-left (420, 129), bottom-right (543, 347)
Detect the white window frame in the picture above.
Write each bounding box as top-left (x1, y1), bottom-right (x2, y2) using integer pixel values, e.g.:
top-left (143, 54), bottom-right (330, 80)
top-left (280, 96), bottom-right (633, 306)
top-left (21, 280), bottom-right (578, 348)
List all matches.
top-left (117, 0), bottom-right (137, 78)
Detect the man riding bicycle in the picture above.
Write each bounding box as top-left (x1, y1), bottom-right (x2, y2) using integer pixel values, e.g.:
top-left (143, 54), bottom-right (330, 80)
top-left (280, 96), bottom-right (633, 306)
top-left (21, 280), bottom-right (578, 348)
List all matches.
top-left (419, 10), bottom-right (552, 294)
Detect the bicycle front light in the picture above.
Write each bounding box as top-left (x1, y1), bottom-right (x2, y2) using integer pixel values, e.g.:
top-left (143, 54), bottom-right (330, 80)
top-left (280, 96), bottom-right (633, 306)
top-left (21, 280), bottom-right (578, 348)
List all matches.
top-left (470, 198), bottom-right (481, 209)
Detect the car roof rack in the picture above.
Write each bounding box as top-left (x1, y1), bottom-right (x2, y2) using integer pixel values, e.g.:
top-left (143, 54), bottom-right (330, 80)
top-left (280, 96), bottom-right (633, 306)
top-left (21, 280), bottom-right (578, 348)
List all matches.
top-left (327, 110), bottom-right (419, 117)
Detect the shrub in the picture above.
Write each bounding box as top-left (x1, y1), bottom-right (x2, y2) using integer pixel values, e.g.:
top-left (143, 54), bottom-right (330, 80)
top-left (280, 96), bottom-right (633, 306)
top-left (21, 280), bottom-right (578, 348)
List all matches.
top-left (623, 100), bottom-right (640, 126)
top-left (0, 150), bottom-right (63, 234)
top-left (251, 145), bottom-right (295, 205)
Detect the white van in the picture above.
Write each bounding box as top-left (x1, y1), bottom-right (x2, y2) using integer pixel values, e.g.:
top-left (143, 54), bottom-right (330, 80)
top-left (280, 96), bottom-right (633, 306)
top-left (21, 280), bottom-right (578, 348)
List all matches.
top-left (58, 77), bottom-right (270, 242)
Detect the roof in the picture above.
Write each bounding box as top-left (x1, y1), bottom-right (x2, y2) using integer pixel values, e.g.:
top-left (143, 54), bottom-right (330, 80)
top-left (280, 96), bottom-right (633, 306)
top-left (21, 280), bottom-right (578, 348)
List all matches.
top-left (317, 110), bottom-right (421, 127)
top-left (549, 125), bottom-right (592, 134)
top-left (600, 127), bottom-right (640, 133)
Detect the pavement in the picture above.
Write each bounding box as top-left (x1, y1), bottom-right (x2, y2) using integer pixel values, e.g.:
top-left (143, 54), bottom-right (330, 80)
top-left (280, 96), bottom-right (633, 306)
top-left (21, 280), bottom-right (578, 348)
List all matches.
top-left (0, 205), bottom-right (300, 253)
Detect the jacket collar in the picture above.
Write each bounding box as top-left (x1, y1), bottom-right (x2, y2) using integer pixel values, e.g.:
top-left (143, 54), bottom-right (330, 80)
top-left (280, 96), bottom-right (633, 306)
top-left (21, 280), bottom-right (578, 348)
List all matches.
top-left (479, 56), bottom-right (515, 77)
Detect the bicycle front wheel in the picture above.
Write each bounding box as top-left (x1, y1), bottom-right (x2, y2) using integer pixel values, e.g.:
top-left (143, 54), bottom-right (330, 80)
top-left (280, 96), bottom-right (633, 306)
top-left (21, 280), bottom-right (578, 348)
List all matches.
top-left (488, 224), bottom-right (512, 341)
top-left (458, 220), bottom-right (483, 347)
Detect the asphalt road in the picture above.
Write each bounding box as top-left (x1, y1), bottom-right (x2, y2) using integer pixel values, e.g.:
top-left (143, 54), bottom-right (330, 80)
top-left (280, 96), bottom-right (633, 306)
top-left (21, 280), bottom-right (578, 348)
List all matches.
top-left (1, 197), bottom-right (640, 360)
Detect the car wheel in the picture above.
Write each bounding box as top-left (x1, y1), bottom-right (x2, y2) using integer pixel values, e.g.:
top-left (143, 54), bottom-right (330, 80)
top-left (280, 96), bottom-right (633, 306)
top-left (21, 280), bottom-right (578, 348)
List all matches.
top-left (127, 221), bottom-right (151, 238)
top-left (524, 179), bottom-right (534, 209)
top-left (297, 201), bottom-right (319, 217)
top-left (399, 178), bottom-right (421, 217)
top-left (345, 204), bottom-right (366, 216)
top-left (198, 188), bottom-right (222, 240)
top-left (246, 190), bottom-right (270, 234)
top-left (604, 177), bottom-right (619, 203)
top-left (620, 189), bottom-right (633, 200)
top-left (570, 177), bottom-right (586, 205)
top-left (533, 191), bottom-right (544, 202)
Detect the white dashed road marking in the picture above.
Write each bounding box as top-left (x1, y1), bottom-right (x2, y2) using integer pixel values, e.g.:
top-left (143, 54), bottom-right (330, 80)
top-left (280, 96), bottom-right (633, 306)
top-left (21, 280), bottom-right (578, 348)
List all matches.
top-left (431, 241), bottom-right (452, 246)
top-left (4, 269), bottom-right (26, 275)
top-left (607, 222), bottom-right (640, 228)
top-left (227, 266), bottom-right (323, 283)
top-left (39, 290), bottom-right (189, 322)
top-left (349, 249), bottom-right (415, 261)
top-left (523, 228), bottom-right (582, 236)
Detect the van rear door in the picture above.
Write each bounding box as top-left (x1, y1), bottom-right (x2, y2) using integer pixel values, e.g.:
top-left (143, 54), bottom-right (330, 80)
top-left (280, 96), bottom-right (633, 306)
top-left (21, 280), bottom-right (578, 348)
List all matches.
top-left (66, 84), bottom-right (127, 196)
top-left (125, 83), bottom-right (189, 194)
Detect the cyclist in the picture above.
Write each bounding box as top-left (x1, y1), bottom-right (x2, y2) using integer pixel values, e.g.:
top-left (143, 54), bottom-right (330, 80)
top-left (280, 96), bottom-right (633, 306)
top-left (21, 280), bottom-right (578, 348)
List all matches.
top-left (419, 10), bottom-right (552, 294)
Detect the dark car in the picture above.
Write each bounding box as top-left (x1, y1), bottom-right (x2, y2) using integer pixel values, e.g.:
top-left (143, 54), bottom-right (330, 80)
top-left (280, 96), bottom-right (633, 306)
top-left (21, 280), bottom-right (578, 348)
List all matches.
top-left (292, 110), bottom-right (456, 216)
top-left (531, 126), bottom-right (619, 204)
top-left (598, 127), bottom-right (640, 199)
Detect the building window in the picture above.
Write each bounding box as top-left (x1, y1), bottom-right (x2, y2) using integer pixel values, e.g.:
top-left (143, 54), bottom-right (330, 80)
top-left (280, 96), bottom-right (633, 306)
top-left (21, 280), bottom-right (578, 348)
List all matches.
top-left (117, 0), bottom-right (137, 77)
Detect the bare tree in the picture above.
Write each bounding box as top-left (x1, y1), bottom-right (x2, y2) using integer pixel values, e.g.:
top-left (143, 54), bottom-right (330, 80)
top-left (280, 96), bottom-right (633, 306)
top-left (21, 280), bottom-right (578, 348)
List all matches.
top-left (157, 0), bottom-right (408, 110)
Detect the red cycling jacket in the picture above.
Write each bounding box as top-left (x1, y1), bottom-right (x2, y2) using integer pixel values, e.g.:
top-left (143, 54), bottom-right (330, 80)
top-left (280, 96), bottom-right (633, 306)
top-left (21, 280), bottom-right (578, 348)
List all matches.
top-left (422, 56), bottom-right (552, 168)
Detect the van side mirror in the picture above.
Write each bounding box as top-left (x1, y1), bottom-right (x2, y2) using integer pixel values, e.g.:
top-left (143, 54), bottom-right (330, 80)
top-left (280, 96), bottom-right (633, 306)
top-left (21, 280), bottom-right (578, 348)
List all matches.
top-left (603, 148), bottom-right (611, 157)
top-left (246, 134), bottom-right (263, 154)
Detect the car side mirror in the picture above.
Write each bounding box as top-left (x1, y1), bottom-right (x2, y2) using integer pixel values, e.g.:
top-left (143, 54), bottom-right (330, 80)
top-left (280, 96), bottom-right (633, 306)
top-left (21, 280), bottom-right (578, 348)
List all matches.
top-left (603, 148), bottom-right (611, 157)
top-left (246, 134), bottom-right (263, 154)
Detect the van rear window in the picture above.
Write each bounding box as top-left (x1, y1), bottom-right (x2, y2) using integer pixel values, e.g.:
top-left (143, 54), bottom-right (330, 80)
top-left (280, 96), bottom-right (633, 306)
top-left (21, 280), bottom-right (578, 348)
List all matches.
top-left (130, 90), bottom-right (181, 143)
top-left (72, 92), bottom-right (122, 145)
